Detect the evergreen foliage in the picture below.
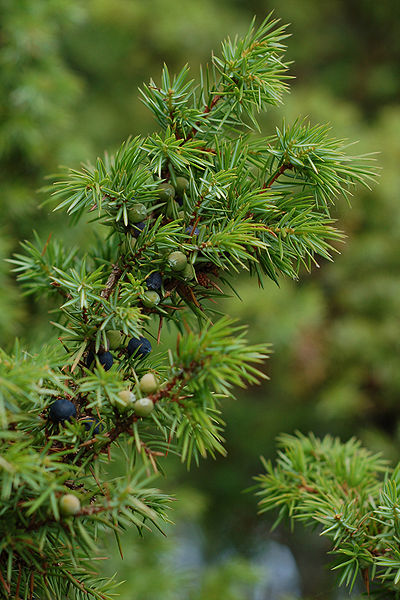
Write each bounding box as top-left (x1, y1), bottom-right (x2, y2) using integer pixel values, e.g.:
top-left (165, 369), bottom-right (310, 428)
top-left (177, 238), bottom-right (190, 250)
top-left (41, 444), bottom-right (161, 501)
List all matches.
top-left (255, 432), bottom-right (400, 598)
top-left (2, 15), bottom-right (373, 599)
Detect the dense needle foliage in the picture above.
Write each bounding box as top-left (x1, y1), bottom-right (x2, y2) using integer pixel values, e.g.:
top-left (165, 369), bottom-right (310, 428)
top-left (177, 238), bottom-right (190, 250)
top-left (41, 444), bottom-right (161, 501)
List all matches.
top-left (1, 15), bottom-right (373, 599)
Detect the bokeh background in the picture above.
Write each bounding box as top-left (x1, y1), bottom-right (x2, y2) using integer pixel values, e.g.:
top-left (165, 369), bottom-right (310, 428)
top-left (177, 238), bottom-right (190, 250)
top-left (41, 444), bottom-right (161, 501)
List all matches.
top-left (1, 1), bottom-right (400, 598)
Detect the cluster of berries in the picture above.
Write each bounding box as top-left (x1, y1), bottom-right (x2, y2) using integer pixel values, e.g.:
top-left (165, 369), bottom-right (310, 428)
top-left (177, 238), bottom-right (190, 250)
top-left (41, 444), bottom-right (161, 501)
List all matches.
top-left (86, 330), bottom-right (152, 372)
top-left (88, 175), bottom-right (202, 371)
top-left (48, 370), bottom-right (158, 430)
top-left (130, 177), bottom-right (199, 311)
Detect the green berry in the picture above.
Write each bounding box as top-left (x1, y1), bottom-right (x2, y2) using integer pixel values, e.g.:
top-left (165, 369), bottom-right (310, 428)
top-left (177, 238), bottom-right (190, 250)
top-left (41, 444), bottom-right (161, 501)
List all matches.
top-left (157, 183), bottom-right (175, 202)
top-left (129, 203), bottom-right (147, 223)
top-left (106, 329), bottom-right (125, 350)
top-left (139, 373), bottom-right (159, 394)
top-left (142, 290), bottom-right (160, 308)
top-left (168, 251), bottom-right (187, 271)
top-left (182, 263), bottom-right (195, 281)
top-left (60, 494), bottom-right (81, 516)
top-left (115, 390), bottom-right (136, 410)
top-left (133, 397), bottom-right (154, 417)
top-left (174, 176), bottom-right (189, 197)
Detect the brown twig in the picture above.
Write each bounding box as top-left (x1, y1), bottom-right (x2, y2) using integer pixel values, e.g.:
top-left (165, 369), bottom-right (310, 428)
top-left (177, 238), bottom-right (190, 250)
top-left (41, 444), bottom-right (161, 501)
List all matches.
top-left (264, 163), bottom-right (292, 189)
top-left (100, 264), bottom-right (123, 300)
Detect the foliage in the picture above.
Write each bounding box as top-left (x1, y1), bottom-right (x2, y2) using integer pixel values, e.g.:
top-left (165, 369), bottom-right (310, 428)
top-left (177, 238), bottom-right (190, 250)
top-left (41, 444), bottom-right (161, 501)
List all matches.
top-left (0, 11), bottom-right (375, 598)
top-left (255, 432), bottom-right (400, 598)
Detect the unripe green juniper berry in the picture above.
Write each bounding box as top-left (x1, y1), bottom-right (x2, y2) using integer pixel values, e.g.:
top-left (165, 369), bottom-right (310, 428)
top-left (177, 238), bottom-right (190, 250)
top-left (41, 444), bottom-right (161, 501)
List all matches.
top-left (116, 389), bottom-right (136, 409)
top-left (112, 390), bottom-right (136, 410)
top-left (146, 271), bottom-right (162, 291)
top-left (142, 290), bottom-right (160, 308)
top-left (133, 397), bottom-right (154, 417)
top-left (182, 263), bottom-right (196, 281)
top-left (157, 182), bottom-right (175, 202)
top-left (139, 372), bottom-right (159, 394)
top-left (60, 494), bottom-right (81, 516)
top-left (168, 251), bottom-right (187, 271)
top-left (128, 203), bottom-right (147, 223)
top-left (174, 176), bottom-right (189, 198)
top-left (49, 399), bottom-right (77, 423)
top-left (106, 329), bottom-right (125, 350)
top-left (127, 336), bottom-right (152, 359)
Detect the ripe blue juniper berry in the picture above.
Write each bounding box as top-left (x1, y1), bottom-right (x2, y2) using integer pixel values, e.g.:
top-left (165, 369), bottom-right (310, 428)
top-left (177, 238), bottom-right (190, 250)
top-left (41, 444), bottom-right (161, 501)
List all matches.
top-left (146, 271), bottom-right (163, 291)
top-left (82, 418), bottom-right (104, 435)
top-left (127, 336), bottom-right (152, 359)
top-left (49, 398), bottom-right (77, 423)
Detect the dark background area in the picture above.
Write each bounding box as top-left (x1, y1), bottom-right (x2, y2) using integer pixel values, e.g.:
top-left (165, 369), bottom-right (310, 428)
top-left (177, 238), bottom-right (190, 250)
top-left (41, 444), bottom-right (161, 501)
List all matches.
top-left (1, 1), bottom-right (400, 597)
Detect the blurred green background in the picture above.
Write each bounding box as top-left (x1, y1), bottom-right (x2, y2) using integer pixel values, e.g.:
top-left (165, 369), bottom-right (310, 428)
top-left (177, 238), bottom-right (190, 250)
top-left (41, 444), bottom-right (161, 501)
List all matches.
top-left (1, 0), bottom-right (399, 597)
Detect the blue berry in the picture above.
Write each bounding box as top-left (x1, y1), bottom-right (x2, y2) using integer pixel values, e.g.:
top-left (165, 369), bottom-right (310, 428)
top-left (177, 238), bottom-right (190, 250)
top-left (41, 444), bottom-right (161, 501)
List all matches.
top-left (49, 399), bottom-right (77, 423)
top-left (87, 350), bottom-right (113, 370)
top-left (146, 271), bottom-right (162, 291)
top-left (98, 351), bottom-right (113, 371)
top-left (132, 221), bottom-right (146, 238)
top-left (82, 418), bottom-right (104, 435)
top-left (127, 336), bottom-right (152, 359)
top-left (185, 226), bottom-right (199, 236)
top-left (86, 350), bottom-right (95, 368)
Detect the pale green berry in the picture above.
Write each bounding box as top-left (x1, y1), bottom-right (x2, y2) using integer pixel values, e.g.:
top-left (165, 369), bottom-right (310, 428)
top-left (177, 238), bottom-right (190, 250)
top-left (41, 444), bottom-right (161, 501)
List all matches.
top-left (106, 329), bottom-right (125, 350)
top-left (60, 494), bottom-right (81, 516)
top-left (129, 203), bottom-right (147, 223)
top-left (157, 183), bottom-right (175, 202)
top-left (115, 390), bottom-right (136, 410)
top-left (182, 263), bottom-right (195, 281)
top-left (174, 176), bottom-right (190, 197)
top-left (139, 373), bottom-right (159, 394)
top-left (142, 291), bottom-right (160, 308)
top-left (133, 397), bottom-right (154, 417)
top-left (168, 251), bottom-right (187, 272)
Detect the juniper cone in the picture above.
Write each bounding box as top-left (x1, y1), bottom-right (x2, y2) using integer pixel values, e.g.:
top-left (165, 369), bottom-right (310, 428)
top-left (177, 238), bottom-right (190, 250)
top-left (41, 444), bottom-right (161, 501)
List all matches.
top-left (127, 335), bottom-right (152, 358)
top-left (59, 494), bottom-right (81, 516)
top-left (49, 398), bottom-right (77, 423)
top-left (183, 263), bottom-right (196, 280)
top-left (106, 329), bottom-right (125, 350)
top-left (82, 418), bottom-right (104, 435)
top-left (146, 271), bottom-right (163, 290)
top-left (142, 290), bottom-right (161, 308)
top-left (174, 176), bottom-right (190, 198)
top-left (157, 182), bottom-right (175, 201)
top-left (117, 389), bottom-right (136, 408)
top-left (3, 15), bottom-right (376, 600)
top-left (133, 397), bottom-right (154, 417)
top-left (98, 351), bottom-right (114, 370)
top-left (129, 202), bottom-right (147, 223)
top-left (168, 250), bottom-right (187, 271)
top-left (139, 372), bottom-right (159, 394)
